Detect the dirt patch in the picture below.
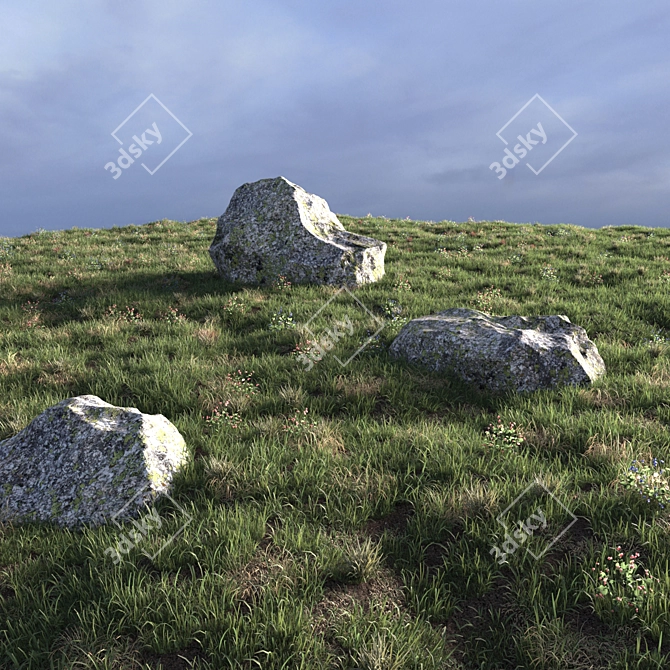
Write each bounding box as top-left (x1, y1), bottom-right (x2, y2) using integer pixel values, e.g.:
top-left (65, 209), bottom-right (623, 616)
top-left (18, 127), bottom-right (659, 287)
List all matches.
top-left (538, 516), bottom-right (595, 576)
top-left (335, 375), bottom-right (385, 398)
top-left (140, 644), bottom-right (206, 669)
top-left (310, 565), bottom-right (408, 638)
top-left (362, 502), bottom-right (414, 541)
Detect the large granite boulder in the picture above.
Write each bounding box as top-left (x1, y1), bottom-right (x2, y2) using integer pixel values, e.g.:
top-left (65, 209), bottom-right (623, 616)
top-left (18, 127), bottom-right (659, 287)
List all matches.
top-left (389, 308), bottom-right (606, 394)
top-left (0, 395), bottom-right (189, 529)
top-left (209, 176), bottom-right (386, 287)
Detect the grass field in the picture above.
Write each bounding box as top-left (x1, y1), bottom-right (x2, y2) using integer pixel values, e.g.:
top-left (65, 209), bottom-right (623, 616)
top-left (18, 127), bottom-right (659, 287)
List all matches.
top-left (1, 215), bottom-right (670, 669)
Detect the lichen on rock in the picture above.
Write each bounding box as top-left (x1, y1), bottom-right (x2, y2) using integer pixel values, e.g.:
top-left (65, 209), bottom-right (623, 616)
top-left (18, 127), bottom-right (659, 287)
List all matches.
top-left (389, 308), bottom-right (606, 394)
top-left (209, 176), bottom-right (386, 287)
top-left (0, 395), bottom-right (189, 529)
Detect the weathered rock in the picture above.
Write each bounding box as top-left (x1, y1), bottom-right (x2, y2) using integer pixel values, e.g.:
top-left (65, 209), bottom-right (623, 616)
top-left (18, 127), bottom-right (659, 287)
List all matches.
top-left (0, 395), bottom-right (189, 529)
top-left (389, 308), bottom-right (606, 394)
top-left (209, 176), bottom-right (386, 287)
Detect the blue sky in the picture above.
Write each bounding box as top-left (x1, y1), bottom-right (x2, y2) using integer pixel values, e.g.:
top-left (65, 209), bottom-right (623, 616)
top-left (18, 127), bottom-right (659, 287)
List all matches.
top-left (1, 0), bottom-right (669, 238)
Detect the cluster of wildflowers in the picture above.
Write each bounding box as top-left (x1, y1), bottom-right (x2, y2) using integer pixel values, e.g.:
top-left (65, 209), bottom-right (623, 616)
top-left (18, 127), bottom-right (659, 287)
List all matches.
top-left (621, 458), bottom-right (670, 511)
top-left (580, 269), bottom-right (604, 286)
top-left (292, 339), bottom-right (332, 369)
top-left (203, 371), bottom-right (259, 430)
top-left (225, 370), bottom-right (260, 397)
top-left (659, 270), bottom-right (670, 284)
top-left (22, 300), bottom-right (41, 314)
top-left (541, 265), bottom-right (559, 281)
top-left (472, 286), bottom-right (503, 314)
top-left (589, 546), bottom-right (659, 619)
top-left (645, 328), bottom-right (668, 346)
top-left (392, 275), bottom-right (412, 292)
top-left (483, 415), bottom-right (525, 452)
top-left (156, 306), bottom-right (186, 323)
top-left (105, 305), bottom-right (143, 323)
top-left (0, 241), bottom-right (16, 258)
top-left (381, 299), bottom-right (407, 325)
top-left (106, 305), bottom-right (143, 323)
top-left (221, 294), bottom-right (247, 317)
top-left (435, 232), bottom-right (469, 257)
top-left (268, 309), bottom-right (296, 331)
top-left (435, 267), bottom-right (453, 279)
top-left (124, 306), bottom-right (143, 323)
top-left (292, 339), bottom-right (317, 359)
top-left (283, 407), bottom-right (318, 437)
top-left (508, 253), bottom-right (524, 265)
top-left (86, 257), bottom-right (106, 271)
top-left (271, 275), bottom-right (292, 290)
top-left (203, 400), bottom-right (243, 430)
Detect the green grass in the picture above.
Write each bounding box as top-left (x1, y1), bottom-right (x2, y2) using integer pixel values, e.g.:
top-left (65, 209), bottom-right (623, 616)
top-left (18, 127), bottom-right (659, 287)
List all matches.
top-left (1, 215), bottom-right (670, 668)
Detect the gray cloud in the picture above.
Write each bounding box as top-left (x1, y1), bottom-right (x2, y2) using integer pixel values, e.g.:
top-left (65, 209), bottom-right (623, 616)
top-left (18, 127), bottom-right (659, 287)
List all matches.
top-left (0, 0), bottom-right (669, 238)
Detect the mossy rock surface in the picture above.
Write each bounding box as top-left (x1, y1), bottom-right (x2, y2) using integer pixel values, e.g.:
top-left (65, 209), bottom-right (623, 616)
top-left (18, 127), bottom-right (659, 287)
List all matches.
top-left (0, 395), bottom-right (189, 528)
top-left (389, 308), bottom-right (606, 394)
top-left (209, 176), bottom-right (386, 287)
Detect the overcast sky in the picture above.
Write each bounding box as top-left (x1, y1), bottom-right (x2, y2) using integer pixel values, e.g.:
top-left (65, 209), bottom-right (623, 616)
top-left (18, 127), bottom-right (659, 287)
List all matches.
top-left (1, 0), bottom-right (669, 238)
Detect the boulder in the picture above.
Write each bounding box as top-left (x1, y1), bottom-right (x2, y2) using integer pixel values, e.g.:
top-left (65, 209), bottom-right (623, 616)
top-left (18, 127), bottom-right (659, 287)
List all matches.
top-left (389, 308), bottom-right (606, 394)
top-left (0, 395), bottom-right (189, 529)
top-left (209, 176), bottom-right (386, 287)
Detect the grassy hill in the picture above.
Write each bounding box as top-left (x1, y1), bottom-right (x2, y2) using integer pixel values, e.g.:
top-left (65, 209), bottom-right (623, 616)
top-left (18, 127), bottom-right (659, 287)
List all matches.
top-left (1, 215), bottom-right (670, 668)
